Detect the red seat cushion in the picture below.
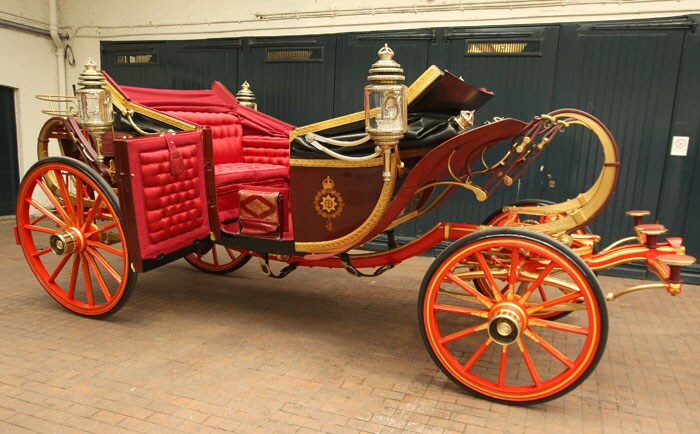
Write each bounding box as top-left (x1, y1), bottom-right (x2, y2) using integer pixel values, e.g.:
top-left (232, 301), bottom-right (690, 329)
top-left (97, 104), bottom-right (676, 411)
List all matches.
top-left (214, 163), bottom-right (289, 186)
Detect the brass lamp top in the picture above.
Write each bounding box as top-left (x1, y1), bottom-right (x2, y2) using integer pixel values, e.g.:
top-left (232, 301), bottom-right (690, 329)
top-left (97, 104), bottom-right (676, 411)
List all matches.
top-left (78, 59), bottom-right (107, 89)
top-left (368, 44), bottom-right (405, 84)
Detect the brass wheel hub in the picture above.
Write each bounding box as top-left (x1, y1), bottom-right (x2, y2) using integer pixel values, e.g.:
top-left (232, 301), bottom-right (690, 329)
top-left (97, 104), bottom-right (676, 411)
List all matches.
top-left (488, 302), bottom-right (526, 346)
top-left (50, 227), bottom-right (85, 256)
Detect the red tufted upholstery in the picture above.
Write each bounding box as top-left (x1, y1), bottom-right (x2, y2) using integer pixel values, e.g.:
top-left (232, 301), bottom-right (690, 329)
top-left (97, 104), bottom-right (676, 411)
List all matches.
top-left (117, 82), bottom-right (295, 227)
top-left (164, 111), bottom-right (243, 165)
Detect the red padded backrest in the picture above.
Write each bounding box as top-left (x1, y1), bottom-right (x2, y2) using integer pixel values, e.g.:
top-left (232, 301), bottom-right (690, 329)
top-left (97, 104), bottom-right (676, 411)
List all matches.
top-left (241, 136), bottom-right (289, 166)
top-left (164, 111), bottom-right (243, 165)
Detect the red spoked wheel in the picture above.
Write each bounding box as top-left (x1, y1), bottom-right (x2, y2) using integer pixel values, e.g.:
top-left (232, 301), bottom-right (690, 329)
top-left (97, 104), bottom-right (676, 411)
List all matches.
top-left (184, 246), bottom-right (251, 274)
top-left (16, 157), bottom-right (136, 318)
top-left (419, 228), bottom-right (607, 404)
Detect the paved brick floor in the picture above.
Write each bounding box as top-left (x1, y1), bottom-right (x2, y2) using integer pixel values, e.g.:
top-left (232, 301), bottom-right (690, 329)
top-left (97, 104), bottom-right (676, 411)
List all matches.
top-left (1, 219), bottom-right (699, 433)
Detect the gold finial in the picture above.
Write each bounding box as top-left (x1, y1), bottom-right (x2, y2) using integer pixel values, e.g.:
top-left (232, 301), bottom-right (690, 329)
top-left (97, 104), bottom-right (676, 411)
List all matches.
top-left (78, 58), bottom-right (106, 88)
top-left (368, 44), bottom-right (404, 84)
top-left (236, 80), bottom-right (258, 110)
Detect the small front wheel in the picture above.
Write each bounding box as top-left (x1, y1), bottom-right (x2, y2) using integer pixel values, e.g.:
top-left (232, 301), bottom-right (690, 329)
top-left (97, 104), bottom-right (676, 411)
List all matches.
top-left (419, 228), bottom-right (607, 404)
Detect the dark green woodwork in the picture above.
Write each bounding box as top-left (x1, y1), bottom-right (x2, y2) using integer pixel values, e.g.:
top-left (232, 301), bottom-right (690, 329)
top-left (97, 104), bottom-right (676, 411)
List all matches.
top-left (0, 86), bottom-right (19, 215)
top-left (101, 15), bottom-right (700, 282)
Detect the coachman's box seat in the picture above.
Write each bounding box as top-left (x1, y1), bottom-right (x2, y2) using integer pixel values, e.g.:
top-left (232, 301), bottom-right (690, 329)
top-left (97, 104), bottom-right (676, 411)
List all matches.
top-left (116, 82), bottom-right (294, 225)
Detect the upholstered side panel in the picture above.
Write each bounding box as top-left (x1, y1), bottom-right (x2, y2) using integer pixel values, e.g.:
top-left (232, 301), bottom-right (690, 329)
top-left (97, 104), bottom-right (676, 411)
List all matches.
top-left (164, 111), bottom-right (243, 165)
top-left (124, 131), bottom-right (211, 260)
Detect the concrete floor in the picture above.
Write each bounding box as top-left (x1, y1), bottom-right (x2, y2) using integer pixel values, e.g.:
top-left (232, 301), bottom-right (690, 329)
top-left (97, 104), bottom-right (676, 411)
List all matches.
top-left (1, 219), bottom-right (699, 433)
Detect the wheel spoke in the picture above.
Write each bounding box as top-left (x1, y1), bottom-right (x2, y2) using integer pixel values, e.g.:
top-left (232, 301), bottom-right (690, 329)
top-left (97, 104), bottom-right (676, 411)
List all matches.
top-left (36, 178), bottom-right (72, 224)
top-left (29, 199), bottom-right (67, 229)
top-left (528, 317), bottom-right (589, 335)
top-left (67, 254), bottom-right (80, 300)
top-left (84, 222), bottom-right (117, 238)
top-left (498, 345), bottom-right (508, 387)
top-left (24, 224), bottom-right (60, 235)
top-left (439, 321), bottom-right (488, 345)
top-left (523, 329), bottom-right (575, 369)
top-left (84, 252), bottom-right (112, 301)
top-left (82, 196), bottom-right (104, 231)
top-left (49, 253), bottom-right (72, 283)
top-left (462, 336), bottom-right (493, 373)
top-left (445, 273), bottom-right (494, 308)
top-left (433, 303), bottom-right (488, 318)
top-left (527, 291), bottom-right (582, 315)
top-left (211, 246), bottom-right (220, 266)
top-left (54, 169), bottom-right (77, 223)
top-left (86, 246), bottom-right (122, 284)
top-left (507, 247), bottom-right (520, 299)
top-left (225, 248), bottom-right (237, 262)
top-left (475, 252), bottom-right (503, 302)
top-left (79, 254), bottom-right (95, 306)
top-left (519, 262), bottom-right (556, 304)
top-left (516, 338), bottom-right (542, 387)
top-left (31, 247), bottom-right (53, 258)
top-left (87, 240), bottom-right (125, 257)
top-left (76, 178), bottom-right (84, 226)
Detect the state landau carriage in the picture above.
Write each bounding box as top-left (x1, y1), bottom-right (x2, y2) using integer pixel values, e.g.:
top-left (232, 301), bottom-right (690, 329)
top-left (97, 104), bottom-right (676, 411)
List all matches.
top-left (17, 45), bottom-right (695, 404)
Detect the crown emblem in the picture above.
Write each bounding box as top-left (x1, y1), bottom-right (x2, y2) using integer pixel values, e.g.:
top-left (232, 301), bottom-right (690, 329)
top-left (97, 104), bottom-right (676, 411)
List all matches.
top-left (322, 176), bottom-right (334, 190)
top-left (314, 176), bottom-right (344, 231)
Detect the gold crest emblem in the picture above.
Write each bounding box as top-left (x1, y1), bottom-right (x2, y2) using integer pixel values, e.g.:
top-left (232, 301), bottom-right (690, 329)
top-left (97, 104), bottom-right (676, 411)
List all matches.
top-left (314, 176), bottom-right (345, 231)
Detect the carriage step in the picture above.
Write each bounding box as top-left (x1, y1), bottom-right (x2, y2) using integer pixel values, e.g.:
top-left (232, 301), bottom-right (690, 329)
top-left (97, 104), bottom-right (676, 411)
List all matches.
top-left (635, 223), bottom-right (667, 248)
top-left (656, 254), bottom-right (696, 268)
top-left (657, 254), bottom-right (696, 294)
top-left (626, 209), bottom-right (650, 226)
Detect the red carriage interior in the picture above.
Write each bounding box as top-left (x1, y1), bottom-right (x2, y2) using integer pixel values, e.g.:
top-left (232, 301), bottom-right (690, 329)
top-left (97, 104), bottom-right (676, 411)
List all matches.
top-left (114, 80), bottom-right (296, 244)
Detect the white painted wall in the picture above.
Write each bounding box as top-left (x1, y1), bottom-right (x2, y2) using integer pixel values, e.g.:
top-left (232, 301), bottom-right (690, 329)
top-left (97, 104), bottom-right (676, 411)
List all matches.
top-left (0, 0), bottom-right (58, 174)
top-left (60, 0), bottom-right (700, 85)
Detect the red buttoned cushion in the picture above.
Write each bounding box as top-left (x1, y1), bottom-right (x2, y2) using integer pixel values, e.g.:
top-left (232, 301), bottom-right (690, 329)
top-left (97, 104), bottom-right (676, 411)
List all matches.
top-left (242, 136), bottom-right (289, 166)
top-left (164, 111), bottom-right (243, 165)
top-left (214, 163), bottom-right (289, 186)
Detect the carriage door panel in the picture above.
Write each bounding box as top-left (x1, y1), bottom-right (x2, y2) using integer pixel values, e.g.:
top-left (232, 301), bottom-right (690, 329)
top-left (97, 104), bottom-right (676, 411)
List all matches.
top-left (240, 36), bottom-right (336, 126)
top-left (114, 130), bottom-right (216, 272)
top-left (432, 26), bottom-right (560, 229)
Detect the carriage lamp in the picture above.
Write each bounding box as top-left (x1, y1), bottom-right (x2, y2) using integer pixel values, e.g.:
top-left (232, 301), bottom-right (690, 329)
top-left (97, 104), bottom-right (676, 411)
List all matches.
top-left (76, 59), bottom-right (113, 163)
top-left (236, 81), bottom-right (258, 111)
top-left (364, 44), bottom-right (408, 182)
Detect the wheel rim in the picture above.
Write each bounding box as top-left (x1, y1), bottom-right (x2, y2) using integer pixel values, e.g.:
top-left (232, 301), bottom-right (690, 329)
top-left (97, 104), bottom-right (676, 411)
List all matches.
top-left (184, 246), bottom-right (249, 272)
top-left (17, 160), bottom-right (131, 316)
top-left (422, 235), bottom-right (604, 403)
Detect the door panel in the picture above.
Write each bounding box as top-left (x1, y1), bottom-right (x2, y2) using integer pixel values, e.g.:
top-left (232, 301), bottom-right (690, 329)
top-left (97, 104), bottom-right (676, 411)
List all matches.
top-left (550, 25), bottom-right (685, 255)
top-left (241, 36), bottom-right (336, 127)
top-left (169, 40), bottom-right (240, 90)
top-left (101, 41), bottom-right (169, 88)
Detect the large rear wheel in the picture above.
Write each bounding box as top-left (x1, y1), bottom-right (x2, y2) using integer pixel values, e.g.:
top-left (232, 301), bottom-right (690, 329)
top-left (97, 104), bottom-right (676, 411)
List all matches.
top-left (419, 228), bottom-right (607, 404)
top-left (16, 157), bottom-right (136, 318)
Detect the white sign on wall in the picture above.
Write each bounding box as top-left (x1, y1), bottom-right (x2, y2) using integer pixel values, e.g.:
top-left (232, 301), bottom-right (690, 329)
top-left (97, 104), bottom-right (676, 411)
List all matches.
top-left (670, 136), bottom-right (689, 157)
